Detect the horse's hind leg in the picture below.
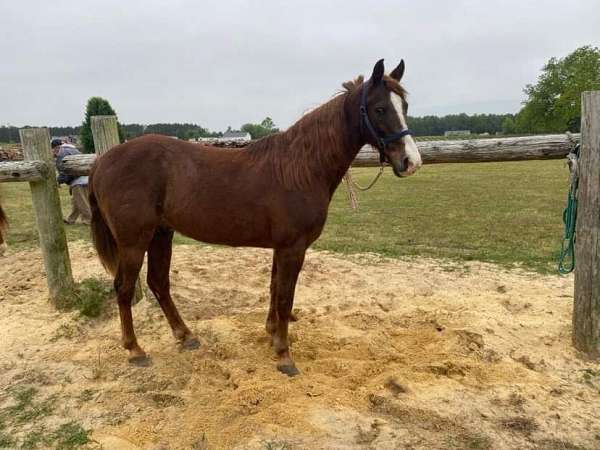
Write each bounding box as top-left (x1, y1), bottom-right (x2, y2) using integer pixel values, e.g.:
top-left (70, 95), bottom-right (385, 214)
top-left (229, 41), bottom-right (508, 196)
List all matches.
top-left (147, 227), bottom-right (199, 350)
top-left (115, 247), bottom-right (149, 365)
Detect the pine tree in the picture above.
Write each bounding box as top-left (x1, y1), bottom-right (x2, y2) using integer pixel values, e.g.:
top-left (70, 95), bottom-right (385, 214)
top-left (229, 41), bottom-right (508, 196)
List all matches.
top-left (80, 97), bottom-right (125, 153)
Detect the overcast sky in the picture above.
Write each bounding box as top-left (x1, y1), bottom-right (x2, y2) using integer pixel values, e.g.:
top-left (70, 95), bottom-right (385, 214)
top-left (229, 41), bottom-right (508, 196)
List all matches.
top-left (1, 0), bottom-right (598, 131)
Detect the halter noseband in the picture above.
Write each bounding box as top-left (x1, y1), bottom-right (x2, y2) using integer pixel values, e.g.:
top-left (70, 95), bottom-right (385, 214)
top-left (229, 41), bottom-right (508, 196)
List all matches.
top-left (360, 80), bottom-right (413, 164)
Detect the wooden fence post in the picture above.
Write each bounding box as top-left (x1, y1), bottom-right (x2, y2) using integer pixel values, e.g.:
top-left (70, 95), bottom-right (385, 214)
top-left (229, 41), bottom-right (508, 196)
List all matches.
top-left (90, 116), bottom-right (146, 303)
top-left (19, 128), bottom-right (74, 304)
top-left (573, 91), bottom-right (600, 357)
top-left (91, 115), bottom-right (120, 153)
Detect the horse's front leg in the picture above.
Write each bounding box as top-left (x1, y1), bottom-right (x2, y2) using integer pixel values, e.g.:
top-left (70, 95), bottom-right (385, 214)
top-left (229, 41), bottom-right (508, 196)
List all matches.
top-left (271, 245), bottom-right (306, 376)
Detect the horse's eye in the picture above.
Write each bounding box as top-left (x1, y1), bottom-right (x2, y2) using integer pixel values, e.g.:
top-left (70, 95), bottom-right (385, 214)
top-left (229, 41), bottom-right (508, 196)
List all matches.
top-left (375, 107), bottom-right (385, 115)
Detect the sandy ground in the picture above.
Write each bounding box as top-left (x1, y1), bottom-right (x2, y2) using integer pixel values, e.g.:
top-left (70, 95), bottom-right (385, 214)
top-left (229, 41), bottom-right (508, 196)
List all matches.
top-left (0, 241), bottom-right (599, 449)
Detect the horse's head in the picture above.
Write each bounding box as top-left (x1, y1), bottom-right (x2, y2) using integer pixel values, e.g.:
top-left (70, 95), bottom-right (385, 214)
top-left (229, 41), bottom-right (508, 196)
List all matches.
top-left (361, 59), bottom-right (422, 177)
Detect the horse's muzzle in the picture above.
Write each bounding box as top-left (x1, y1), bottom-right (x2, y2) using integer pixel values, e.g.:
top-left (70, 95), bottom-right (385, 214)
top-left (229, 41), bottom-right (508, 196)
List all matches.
top-left (392, 157), bottom-right (418, 177)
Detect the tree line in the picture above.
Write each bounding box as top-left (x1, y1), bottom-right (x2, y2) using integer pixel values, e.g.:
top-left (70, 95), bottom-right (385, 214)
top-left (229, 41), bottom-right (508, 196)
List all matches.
top-left (0, 112), bottom-right (514, 145)
top-left (407, 113), bottom-right (513, 136)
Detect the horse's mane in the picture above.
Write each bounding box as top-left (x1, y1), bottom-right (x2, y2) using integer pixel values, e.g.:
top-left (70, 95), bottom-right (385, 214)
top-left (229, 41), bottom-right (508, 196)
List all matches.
top-left (246, 76), bottom-right (366, 190)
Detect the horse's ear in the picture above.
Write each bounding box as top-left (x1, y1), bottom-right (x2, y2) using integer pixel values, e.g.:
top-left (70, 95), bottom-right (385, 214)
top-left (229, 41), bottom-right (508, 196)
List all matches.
top-left (370, 59), bottom-right (385, 85)
top-left (390, 59), bottom-right (405, 81)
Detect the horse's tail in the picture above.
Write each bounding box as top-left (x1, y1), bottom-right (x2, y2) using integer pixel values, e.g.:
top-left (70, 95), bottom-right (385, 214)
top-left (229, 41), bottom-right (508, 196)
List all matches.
top-left (89, 176), bottom-right (118, 275)
top-left (0, 200), bottom-right (8, 249)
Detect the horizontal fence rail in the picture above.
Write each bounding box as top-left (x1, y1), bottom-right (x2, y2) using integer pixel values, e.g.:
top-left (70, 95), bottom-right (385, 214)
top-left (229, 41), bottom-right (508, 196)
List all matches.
top-left (0, 133), bottom-right (582, 181)
top-left (353, 133), bottom-right (580, 166)
top-left (60, 153), bottom-right (96, 176)
top-left (0, 134), bottom-right (580, 178)
top-left (52, 133), bottom-right (581, 176)
top-left (0, 160), bottom-right (48, 182)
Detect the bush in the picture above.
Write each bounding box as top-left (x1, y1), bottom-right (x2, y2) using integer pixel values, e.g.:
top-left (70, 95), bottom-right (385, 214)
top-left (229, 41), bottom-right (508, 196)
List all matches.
top-left (56, 278), bottom-right (113, 318)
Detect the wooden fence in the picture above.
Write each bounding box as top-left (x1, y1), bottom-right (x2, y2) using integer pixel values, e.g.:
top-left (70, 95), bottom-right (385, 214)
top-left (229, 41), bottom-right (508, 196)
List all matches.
top-left (0, 92), bottom-right (598, 357)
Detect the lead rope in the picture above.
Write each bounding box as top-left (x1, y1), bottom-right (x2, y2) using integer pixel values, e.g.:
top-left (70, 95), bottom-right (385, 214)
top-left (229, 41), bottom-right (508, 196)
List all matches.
top-left (342, 164), bottom-right (385, 210)
top-left (558, 136), bottom-right (580, 274)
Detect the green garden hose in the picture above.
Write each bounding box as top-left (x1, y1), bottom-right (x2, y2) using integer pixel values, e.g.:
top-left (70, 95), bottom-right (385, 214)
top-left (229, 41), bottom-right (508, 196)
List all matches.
top-left (558, 143), bottom-right (580, 274)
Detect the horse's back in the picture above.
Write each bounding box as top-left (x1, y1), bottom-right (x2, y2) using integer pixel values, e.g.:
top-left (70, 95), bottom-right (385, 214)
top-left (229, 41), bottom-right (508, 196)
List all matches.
top-left (92, 134), bottom-right (215, 197)
top-left (89, 134), bottom-right (263, 243)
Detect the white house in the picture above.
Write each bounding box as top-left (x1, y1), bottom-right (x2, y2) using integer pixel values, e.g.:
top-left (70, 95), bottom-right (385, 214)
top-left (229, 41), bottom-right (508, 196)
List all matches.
top-left (221, 130), bottom-right (251, 142)
top-left (444, 130), bottom-right (471, 137)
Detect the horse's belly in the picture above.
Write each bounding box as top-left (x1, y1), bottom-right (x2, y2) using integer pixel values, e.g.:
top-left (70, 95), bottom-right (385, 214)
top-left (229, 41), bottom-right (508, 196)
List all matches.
top-left (166, 208), bottom-right (275, 248)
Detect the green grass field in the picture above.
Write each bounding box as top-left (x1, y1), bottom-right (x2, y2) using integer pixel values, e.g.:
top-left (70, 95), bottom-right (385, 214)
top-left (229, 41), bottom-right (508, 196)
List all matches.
top-left (0, 160), bottom-right (569, 273)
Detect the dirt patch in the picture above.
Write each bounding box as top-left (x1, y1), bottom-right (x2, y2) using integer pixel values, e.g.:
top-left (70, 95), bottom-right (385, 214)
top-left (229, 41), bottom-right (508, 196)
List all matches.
top-left (0, 242), bottom-right (599, 449)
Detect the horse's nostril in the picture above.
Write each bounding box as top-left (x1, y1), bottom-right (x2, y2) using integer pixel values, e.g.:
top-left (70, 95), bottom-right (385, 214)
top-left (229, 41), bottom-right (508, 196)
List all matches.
top-left (403, 157), bottom-right (410, 170)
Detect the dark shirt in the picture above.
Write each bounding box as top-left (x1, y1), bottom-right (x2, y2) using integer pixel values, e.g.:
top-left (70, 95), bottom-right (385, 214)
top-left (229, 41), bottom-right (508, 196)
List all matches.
top-left (55, 145), bottom-right (88, 186)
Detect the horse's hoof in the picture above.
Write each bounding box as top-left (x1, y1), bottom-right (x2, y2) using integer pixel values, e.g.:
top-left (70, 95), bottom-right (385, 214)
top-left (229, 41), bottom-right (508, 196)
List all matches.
top-left (180, 336), bottom-right (200, 351)
top-left (128, 355), bottom-right (152, 367)
top-left (277, 364), bottom-right (300, 377)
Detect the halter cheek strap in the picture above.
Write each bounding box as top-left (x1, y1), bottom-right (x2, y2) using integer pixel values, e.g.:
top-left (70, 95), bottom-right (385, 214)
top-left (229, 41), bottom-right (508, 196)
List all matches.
top-left (360, 80), bottom-right (413, 163)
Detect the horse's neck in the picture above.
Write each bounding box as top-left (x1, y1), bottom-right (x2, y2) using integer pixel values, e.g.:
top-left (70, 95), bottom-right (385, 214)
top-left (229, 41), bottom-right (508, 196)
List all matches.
top-left (323, 92), bottom-right (364, 193)
top-left (295, 91), bottom-right (364, 193)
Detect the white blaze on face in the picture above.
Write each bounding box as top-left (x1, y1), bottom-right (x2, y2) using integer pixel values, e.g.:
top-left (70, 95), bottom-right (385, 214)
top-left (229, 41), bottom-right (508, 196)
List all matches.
top-left (390, 92), bottom-right (422, 173)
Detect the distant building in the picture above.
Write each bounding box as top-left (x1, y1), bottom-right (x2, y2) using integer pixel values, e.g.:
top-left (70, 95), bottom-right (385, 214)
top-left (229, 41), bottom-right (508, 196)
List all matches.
top-left (444, 130), bottom-right (471, 137)
top-left (221, 130), bottom-right (251, 142)
top-left (190, 129), bottom-right (253, 146)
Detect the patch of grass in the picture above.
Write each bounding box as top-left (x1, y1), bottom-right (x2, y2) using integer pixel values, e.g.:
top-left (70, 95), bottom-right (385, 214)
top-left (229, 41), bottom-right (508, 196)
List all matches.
top-left (0, 383), bottom-right (90, 449)
top-left (0, 388), bottom-right (56, 448)
top-left (462, 434), bottom-right (492, 449)
top-left (580, 368), bottom-right (600, 387)
top-left (10, 391), bottom-right (55, 425)
top-left (52, 422), bottom-right (89, 449)
top-left (78, 389), bottom-right (96, 402)
top-left (51, 323), bottom-right (78, 341)
top-left (445, 431), bottom-right (492, 449)
top-left (263, 441), bottom-right (292, 450)
top-left (12, 386), bottom-right (37, 408)
top-left (499, 416), bottom-right (539, 435)
top-left (21, 429), bottom-right (51, 449)
top-left (535, 439), bottom-right (590, 449)
top-left (0, 431), bottom-right (15, 448)
top-left (56, 277), bottom-right (113, 318)
top-left (190, 433), bottom-right (209, 449)
top-left (3, 387), bottom-right (54, 425)
top-left (2, 160), bottom-right (569, 273)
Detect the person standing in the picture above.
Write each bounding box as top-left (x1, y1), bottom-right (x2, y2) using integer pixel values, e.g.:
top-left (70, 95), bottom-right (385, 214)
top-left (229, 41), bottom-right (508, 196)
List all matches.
top-left (51, 139), bottom-right (92, 225)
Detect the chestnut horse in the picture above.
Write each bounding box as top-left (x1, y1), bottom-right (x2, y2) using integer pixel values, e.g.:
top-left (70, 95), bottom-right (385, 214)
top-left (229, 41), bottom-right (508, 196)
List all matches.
top-left (89, 59), bottom-right (422, 375)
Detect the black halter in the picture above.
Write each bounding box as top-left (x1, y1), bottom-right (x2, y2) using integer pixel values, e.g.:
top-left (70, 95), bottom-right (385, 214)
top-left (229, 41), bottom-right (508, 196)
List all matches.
top-left (360, 80), bottom-right (413, 163)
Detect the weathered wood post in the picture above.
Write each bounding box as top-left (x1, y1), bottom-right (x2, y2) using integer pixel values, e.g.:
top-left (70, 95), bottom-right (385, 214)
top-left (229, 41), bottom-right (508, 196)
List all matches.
top-left (19, 128), bottom-right (74, 303)
top-left (91, 115), bottom-right (120, 154)
top-left (90, 116), bottom-right (146, 302)
top-left (573, 91), bottom-right (600, 357)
